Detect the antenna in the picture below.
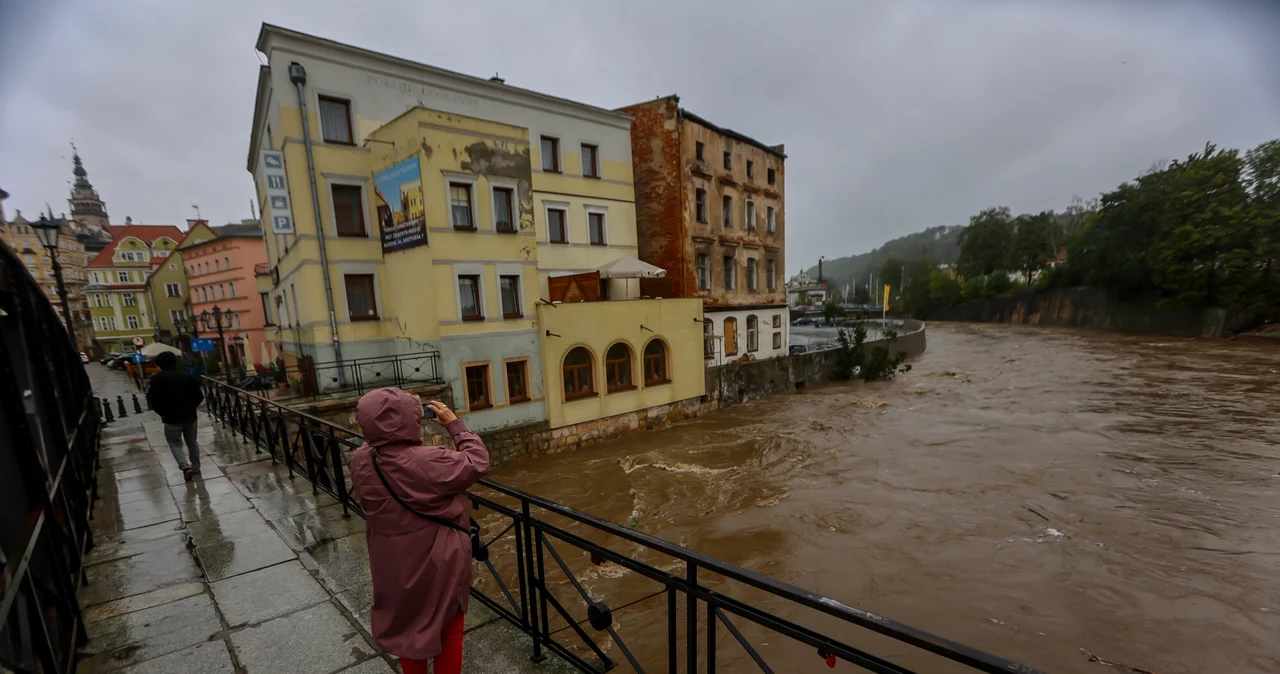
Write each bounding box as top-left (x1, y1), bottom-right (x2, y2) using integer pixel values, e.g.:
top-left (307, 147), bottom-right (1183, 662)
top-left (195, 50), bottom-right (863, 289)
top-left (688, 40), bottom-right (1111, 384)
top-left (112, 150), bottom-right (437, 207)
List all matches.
top-left (191, 204), bottom-right (202, 220)
top-left (249, 199), bottom-right (257, 220)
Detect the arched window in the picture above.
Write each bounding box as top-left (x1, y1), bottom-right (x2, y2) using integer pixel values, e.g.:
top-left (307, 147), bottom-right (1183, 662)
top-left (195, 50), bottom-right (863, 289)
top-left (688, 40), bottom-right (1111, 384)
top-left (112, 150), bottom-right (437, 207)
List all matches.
top-left (229, 282), bottom-right (236, 297)
top-left (644, 340), bottom-right (669, 385)
top-left (605, 343), bottom-right (633, 392)
top-left (746, 315), bottom-right (759, 352)
top-left (214, 259), bottom-right (220, 271)
top-left (563, 347), bottom-right (594, 399)
top-left (219, 283), bottom-right (226, 299)
top-left (224, 256), bottom-right (230, 269)
top-left (724, 317), bottom-right (738, 356)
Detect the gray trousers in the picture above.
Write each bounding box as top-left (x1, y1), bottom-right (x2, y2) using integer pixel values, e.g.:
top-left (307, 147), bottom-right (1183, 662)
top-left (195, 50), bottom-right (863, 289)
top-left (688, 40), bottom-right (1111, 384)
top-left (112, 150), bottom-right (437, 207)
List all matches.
top-left (163, 421), bottom-right (201, 470)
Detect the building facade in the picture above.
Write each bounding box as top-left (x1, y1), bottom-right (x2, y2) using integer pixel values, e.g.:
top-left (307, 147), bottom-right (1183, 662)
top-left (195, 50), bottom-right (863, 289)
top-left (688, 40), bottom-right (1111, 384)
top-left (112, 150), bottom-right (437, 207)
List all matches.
top-left (84, 226), bottom-right (183, 353)
top-left (786, 272), bottom-right (829, 308)
top-left (617, 96), bottom-right (789, 366)
top-left (247, 24), bottom-right (703, 431)
top-left (2, 211), bottom-right (95, 348)
top-left (181, 222), bottom-right (271, 371)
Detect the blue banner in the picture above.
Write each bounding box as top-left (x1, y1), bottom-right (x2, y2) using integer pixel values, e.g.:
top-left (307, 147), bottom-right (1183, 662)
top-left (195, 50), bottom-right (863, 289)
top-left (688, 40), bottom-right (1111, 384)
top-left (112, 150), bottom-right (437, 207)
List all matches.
top-left (190, 337), bottom-right (216, 352)
top-left (374, 156), bottom-right (427, 253)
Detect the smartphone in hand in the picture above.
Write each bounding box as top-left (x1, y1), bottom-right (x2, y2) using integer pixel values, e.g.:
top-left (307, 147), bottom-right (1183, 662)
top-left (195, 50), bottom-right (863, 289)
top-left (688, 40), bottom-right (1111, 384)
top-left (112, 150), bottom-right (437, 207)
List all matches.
top-left (422, 403), bottom-right (437, 420)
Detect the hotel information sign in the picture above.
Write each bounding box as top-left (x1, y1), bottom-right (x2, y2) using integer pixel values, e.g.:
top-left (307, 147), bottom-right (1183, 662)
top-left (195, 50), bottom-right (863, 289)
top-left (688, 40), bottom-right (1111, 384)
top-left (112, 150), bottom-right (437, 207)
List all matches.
top-left (260, 150), bottom-right (295, 234)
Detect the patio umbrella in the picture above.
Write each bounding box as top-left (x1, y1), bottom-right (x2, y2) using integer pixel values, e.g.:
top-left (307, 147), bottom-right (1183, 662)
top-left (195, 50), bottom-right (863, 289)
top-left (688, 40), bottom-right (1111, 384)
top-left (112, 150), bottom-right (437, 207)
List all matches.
top-left (595, 256), bottom-right (667, 279)
top-left (140, 342), bottom-right (183, 358)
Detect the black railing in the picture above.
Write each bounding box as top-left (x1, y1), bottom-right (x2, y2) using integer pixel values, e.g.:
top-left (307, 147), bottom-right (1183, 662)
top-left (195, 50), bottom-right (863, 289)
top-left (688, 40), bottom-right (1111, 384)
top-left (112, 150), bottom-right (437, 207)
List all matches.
top-left (202, 378), bottom-right (1041, 674)
top-left (1, 241), bottom-right (102, 673)
top-left (274, 351), bottom-right (443, 401)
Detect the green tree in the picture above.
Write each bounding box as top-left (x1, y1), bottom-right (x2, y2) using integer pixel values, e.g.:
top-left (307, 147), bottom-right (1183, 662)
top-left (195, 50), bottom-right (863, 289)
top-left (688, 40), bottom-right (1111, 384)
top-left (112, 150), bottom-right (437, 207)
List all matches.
top-left (957, 207), bottom-right (1014, 277)
top-left (928, 271), bottom-right (964, 307)
top-left (852, 283), bottom-right (871, 305)
top-left (1012, 211), bottom-right (1063, 281)
top-left (822, 301), bottom-right (846, 323)
top-left (796, 291), bottom-right (810, 306)
top-left (987, 270), bottom-right (1013, 294)
top-left (878, 256), bottom-right (906, 293)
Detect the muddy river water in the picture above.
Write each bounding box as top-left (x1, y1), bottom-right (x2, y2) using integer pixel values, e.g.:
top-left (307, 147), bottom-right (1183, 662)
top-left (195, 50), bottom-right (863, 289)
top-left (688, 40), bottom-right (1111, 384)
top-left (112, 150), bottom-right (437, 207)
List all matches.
top-left (486, 324), bottom-right (1280, 673)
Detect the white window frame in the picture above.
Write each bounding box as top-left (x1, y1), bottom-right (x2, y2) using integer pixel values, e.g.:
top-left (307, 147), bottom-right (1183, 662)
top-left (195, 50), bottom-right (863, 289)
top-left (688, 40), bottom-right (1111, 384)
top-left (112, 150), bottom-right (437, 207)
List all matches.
top-left (579, 141), bottom-right (601, 178)
top-left (452, 262), bottom-right (486, 321)
top-left (127, 315), bottom-right (139, 330)
top-left (165, 282), bottom-right (181, 298)
top-left (538, 134), bottom-right (563, 173)
top-left (108, 316), bottom-right (117, 330)
top-left (314, 90), bottom-right (358, 146)
top-left (495, 263), bottom-right (525, 319)
top-left (696, 253), bottom-right (709, 290)
top-left (543, 200), bottom-right (571, 244)
top-left (171, 309), bottom-right (186, 324)
top-left (117, 271), bottom-right (129, 283)
top-left (585, 205), bottom-right (608, 246)
top-left (489, 178), bottom-right (520, 232)
top-left (442, 172), bottom-right (480, 230)
top-left (122, 292), bottom-right (136, 307)
top-left (337, 262), bottom-right (382, 322)
top-left (766, 206), bottom-right (775, 233)
top-left (325, 175), bottom-right (372, 238)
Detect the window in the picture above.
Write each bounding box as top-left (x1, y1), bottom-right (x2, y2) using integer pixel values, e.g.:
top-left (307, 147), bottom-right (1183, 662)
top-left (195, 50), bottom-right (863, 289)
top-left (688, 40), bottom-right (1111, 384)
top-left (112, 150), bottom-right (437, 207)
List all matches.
top-left (588, 212), bottom-right (606, 245)
top-left (723, 151), bottom-right (731, 170)
top-left (746, 200), bottom-right (756, 231)
top-left (171, 309), bottom-right (186, 324)
top-left (332, 184), bottom-right (366, 236)
top-left (747, 160), bottom-right (754, 179)
top-left (318, 96), bottom-right (354, 145)
top-left (261, 294), bottom-right (274, 325)
top-left (229, 282), bottom-right (236, 298)
top-left (98, 317), bottom-right (108, 331)
top-left (127, 315), bottom-right (139, 330)
top-left (441, 182), bottom-right (471, 229)
top-left (107, 316), bottom-right (117, 330)
top-left (695, 141), bottom-right (704, 161)
top-left (723, 256), bottom-right (735, 291)
top-left (93, 294), bottom-right (103, 308)
top-left (581, 143), bottom-right (599, 178)
top-left (500, 274), bottom-right (521, 318)
top-left (547, 208), bottom-right (568, 244)
top-left (123, 292), bottom-right (136, 307)
top-left (696, 253), bottom-right (709, 291)
top-left (767, 259), bottom-right (777, 291)
top-left (747, 315), bottom-right (759, 352)
top-left (214, 259), bottom-right (221, 271)
top-left (458, 275), bottom-right (482, 320)
top-left (605, 343), bottom-right (633, 392)
top-left (344, 274), bottom-right (378, 320)
top-left (493, 187), bottom-right (515, 232)
top-left (169, 263), bottom-right (176, 271)
top-left (722, 195), bottom-right (732, 228)
top-left (540, 136), bottom-right (560, 172)
top-left (747, 258), bottom-right (758, 292)
top-left (219, 283), bottom-right (226, 299)
top-left (695, 189), bottom-right (707, 222)
top-left (643, 340), bottom-right (668, 385)
top-left (165, 283), bottom-right (181, 297)
top-left (772, 314), bottom-right (782, 329)
top-left (224, 256), bottom-right (229, 269)
top-left (506, 360), bottom-right (529, 403)
top-left (724, 318), bottom-right (738, 356)
top-left (562, 347), bottom-right (594, 399)
top-left (767, 168), bottom-right (776, 185)
top-left (464, 364), bottom-right (492, 410)
top-left (117, 271), bottom-right (129, 283)
top-left (773, 332), bottom-right (783, 349)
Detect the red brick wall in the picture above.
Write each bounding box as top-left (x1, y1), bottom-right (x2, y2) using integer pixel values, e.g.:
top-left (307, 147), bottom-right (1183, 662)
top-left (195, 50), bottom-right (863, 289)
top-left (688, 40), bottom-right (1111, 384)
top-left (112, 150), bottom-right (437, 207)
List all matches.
top-left (618, 98), bottom-right (692, 298)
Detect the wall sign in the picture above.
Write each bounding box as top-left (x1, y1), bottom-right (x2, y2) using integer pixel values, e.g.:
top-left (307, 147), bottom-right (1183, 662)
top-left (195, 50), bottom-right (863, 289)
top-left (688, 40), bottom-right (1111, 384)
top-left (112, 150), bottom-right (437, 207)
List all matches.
top-left (260, 150), bottom-right (295, 234)
top-left (373, 156), bottom-right (428, 253)
top-left (190, 337), bottom-right (215, 352)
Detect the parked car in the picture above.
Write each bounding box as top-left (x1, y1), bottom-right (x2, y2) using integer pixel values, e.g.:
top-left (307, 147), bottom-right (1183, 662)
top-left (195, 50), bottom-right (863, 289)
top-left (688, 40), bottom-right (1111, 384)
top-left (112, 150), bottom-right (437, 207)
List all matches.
top-left (789, 344), bottom-right (810, 355)
top-left (792, 317), bottom-right (814, 326)
top-left (100, 352), bottom-right (121, 365)
top-left (79, 352), bottom-right (89, 364)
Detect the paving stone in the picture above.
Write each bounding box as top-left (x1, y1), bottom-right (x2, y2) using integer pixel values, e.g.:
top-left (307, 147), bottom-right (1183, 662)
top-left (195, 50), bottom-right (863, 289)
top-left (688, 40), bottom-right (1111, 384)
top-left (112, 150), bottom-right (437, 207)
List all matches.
top-left (229, 601), bottom-right (374, 673)
top-left (185, 508), bottom-right (273, 546)
top-left (460, 619), bottom-right (580, 674)
top-left (273, 501), bottom-right (366, 553)
top-left (168, 476), bottom-right (241, 503)
top-left (308, 532), bottom-right (372, 594)
top-left (111, 640), bottom-right (235, 674)
top-left (334, 581), bottom-right (374, 634)
top-left (197, 530), bottom-right (296, 582)
top-left (211, 560), bottom-right (328, 627)
top-left (80, 546), bottom-right (202, 607)
top-left (83, 582), bottom-right (206, 625)
top-left (338, 657), bottom-right (396, 673)
top-left (111, 473), bottom-right (173, 494)
top-left (177, 490), bottom-right (255, 522)
top-left (78, 594), bottom-right (221, 672)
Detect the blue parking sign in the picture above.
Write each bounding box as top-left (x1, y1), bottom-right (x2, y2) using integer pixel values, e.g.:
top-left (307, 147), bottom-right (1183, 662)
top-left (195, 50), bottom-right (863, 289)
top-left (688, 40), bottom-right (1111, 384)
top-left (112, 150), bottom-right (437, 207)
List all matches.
top-left (190, 338), bottom-right (215, 352)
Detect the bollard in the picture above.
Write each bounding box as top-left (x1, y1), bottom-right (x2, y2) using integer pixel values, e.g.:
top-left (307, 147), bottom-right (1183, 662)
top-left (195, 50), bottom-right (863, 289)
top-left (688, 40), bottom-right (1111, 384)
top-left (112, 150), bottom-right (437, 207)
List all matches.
top-left (102, 398), bottom-right (114, 422)
top-left (132, 394), bottom-right (143, 414)
top-left (116, 395), bottom-right (128, 418)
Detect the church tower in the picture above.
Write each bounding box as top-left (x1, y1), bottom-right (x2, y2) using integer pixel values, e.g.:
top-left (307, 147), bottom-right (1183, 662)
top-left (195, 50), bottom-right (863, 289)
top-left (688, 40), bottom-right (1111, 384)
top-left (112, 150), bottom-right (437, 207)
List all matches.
top-left (68, 148), bottom-right (109, 233)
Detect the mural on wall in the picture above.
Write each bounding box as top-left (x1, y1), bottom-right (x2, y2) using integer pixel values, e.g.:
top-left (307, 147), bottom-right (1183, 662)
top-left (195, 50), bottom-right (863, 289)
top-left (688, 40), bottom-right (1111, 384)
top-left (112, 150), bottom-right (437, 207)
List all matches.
top-left (373, 155), bottom-right (427, 253)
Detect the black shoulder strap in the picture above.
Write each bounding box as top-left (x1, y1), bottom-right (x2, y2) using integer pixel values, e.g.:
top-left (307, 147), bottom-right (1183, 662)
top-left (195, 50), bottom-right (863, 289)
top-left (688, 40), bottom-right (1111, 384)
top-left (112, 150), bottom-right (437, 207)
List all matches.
top-left (369, 447), bottom-right (470, 534)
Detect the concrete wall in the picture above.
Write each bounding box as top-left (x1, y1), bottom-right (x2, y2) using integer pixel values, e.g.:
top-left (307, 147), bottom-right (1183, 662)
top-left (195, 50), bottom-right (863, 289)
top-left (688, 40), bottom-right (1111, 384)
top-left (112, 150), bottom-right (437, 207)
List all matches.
top-left (929, 288), bottom-right (1262, 338)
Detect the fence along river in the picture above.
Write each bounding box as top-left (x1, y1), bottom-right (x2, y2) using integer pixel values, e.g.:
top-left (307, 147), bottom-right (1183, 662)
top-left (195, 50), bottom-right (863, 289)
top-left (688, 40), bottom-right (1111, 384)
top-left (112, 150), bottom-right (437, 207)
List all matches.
top-left (486, 323), bottom-right (1280, 673)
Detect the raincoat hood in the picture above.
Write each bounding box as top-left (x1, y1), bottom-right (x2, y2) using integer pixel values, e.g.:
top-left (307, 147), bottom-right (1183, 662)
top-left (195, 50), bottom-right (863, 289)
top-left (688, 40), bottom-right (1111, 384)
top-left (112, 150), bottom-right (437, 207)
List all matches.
top-left (356, 387), bottom-right (423, 447)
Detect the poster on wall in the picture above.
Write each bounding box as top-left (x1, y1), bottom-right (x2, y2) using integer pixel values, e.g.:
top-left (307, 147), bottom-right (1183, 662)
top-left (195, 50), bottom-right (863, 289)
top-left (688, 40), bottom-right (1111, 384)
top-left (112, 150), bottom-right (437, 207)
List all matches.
top-left (373, 156), bottom-right (427, 253)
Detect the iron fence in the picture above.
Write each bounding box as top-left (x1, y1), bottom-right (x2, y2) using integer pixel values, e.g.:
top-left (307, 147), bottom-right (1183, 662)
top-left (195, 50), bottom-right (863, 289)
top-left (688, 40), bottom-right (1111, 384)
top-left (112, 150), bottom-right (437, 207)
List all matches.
top-left (202, 378), bottom-right (1041, 674)
top-left (1, 241), bottom-right (102, 673)
top-left (272, 351), bottom-right (443, 401)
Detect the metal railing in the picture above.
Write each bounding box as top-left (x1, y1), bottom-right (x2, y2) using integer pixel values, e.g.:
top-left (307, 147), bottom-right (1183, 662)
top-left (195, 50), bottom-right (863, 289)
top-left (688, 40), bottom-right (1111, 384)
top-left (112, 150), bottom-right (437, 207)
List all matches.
top-left (202, 376), bottom-right (1040, 673)
top-left (1, 241), bottom-right (102, 673)
top-left (274, 351), bottom-right (443, 401)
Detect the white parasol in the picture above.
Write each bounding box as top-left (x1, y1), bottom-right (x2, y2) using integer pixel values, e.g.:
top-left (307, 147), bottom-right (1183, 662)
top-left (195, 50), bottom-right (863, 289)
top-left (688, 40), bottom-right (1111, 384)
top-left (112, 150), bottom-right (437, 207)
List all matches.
top-left (595, 256), bottom-right (667, 279)
top-left (140, 342), bottom-right (183, 358)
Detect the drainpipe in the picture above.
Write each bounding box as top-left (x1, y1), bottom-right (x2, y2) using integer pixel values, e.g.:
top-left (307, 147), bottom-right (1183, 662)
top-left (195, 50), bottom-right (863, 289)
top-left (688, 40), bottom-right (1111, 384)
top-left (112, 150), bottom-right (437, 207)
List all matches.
top-left (288, 62), bottom-right (344, 372)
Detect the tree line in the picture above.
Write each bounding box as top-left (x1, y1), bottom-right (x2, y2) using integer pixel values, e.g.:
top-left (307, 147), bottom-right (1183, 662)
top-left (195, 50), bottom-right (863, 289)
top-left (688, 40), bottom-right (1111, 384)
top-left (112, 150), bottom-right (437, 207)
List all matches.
top-left (889, 139), bottom-right (1279, 316)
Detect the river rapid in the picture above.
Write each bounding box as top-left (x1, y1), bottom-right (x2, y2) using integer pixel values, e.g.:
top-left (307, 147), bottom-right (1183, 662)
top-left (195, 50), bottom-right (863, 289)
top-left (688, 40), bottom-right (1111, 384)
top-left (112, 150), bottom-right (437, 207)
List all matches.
top-left (487, 323), bottom-right (1280, 673)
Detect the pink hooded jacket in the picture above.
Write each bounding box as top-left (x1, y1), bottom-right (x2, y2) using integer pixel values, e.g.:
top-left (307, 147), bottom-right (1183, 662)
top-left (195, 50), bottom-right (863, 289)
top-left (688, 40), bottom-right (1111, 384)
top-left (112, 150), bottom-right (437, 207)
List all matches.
top-left (348, 388), bottom-right (490, 659)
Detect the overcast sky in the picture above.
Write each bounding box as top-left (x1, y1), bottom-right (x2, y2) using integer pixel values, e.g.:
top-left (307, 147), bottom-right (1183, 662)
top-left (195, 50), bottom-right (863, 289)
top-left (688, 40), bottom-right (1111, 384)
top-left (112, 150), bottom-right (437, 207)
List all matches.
top-left (2, 1), bottom-right (1277, 275)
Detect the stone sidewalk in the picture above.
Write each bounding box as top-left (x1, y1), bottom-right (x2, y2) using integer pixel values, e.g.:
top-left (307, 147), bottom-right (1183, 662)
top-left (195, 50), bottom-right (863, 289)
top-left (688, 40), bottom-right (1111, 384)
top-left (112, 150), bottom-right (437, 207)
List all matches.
top-left (79, 366), bottom-right (573, 674)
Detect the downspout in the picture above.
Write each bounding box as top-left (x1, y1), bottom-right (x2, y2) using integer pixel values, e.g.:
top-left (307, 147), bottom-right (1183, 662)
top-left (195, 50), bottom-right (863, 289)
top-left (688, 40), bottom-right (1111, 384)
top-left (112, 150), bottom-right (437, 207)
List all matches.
top-left (288, 62), bottom-right (344, 372)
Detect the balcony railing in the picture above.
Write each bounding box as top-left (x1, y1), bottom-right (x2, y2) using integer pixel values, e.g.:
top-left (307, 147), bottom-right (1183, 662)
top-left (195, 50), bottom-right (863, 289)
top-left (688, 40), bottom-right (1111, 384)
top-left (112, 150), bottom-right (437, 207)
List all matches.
top-left (202, 376), bottom-right (1041, 674)
top-left (268, 351), bottom-right (444, 402)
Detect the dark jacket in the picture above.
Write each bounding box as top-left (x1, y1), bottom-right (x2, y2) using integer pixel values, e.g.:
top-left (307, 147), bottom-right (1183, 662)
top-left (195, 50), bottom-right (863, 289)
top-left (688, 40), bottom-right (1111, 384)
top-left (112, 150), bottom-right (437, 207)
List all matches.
top-left (146, 369), bottom-right (205, 424)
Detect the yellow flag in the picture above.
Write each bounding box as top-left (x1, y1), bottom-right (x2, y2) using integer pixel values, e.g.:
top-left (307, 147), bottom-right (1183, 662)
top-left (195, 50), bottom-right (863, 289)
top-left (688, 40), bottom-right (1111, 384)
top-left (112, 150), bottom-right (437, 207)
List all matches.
top-left (883, 285), bottom-right (891, 307)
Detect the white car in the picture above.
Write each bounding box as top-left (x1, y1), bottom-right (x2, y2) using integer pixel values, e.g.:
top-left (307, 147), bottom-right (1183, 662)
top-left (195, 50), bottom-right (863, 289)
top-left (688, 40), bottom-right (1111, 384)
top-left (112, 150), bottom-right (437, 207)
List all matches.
top-left (80, 352), bottom-right (89, 364)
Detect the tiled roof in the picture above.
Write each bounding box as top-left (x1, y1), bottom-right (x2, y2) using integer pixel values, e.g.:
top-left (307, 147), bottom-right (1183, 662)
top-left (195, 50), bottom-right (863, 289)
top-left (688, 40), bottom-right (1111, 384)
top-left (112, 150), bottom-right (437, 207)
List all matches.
top-left (86, 225), bottom-right (184, 268)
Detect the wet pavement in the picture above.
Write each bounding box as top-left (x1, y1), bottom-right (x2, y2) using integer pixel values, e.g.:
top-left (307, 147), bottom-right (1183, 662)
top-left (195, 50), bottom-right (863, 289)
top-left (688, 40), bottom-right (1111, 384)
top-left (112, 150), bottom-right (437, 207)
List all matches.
top-left (80, 365), bottom-right (571, 674)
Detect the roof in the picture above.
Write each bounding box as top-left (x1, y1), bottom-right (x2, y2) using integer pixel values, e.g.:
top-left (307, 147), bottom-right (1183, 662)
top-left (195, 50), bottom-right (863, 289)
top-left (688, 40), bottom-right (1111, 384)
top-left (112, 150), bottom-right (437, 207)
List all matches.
top-left (680, 108), bottom-right (786, 159)
top-left (86, 225), bottom-right (184, 268)
top-left (211, 223), bottom-right (262, 238)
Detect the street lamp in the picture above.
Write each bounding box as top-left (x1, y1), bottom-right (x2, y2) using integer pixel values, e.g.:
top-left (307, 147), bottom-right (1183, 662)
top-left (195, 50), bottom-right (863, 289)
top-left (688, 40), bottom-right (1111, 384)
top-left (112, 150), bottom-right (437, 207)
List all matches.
top-left (31, 210), bottom-right (74, 348)
top-left (200, 305), bottom-right (237, 383)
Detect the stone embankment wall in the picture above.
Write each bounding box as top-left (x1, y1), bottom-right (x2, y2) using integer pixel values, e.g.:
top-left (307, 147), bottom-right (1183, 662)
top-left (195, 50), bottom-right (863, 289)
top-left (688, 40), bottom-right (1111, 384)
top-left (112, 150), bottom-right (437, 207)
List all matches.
top-left (929, 288), bottom-right (1262, 338)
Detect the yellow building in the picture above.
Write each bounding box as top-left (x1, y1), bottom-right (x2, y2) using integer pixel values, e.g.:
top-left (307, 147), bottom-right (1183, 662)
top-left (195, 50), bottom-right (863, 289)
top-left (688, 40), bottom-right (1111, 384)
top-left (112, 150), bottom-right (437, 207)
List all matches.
top-left (247, 24), bottom-right (704, 431)
top-left (84, 225), bottom-right (183, 354)
top-left (1, 212), bottom-right (93, 348)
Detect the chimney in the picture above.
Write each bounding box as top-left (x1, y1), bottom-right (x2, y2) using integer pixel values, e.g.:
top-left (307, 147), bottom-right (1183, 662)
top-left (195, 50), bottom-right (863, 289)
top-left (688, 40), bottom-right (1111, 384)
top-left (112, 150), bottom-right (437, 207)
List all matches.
top-left (818, 258), bottom-right (823, 283)
top-left (125, 216), bottom-right (132, 225)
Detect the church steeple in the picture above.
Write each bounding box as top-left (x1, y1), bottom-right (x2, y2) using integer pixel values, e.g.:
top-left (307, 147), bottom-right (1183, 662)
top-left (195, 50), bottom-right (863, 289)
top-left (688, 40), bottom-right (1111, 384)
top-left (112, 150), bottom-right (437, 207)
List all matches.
top-left (68, 145), bottom-right (109, 231)
top-left (73, 150), bottom-right (93, 190)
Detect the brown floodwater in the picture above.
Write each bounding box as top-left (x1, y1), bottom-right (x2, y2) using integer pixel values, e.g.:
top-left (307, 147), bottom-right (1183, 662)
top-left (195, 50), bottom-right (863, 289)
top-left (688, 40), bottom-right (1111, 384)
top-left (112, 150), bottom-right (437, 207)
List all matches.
top-left (483, 323), bottom-right (1280, 673)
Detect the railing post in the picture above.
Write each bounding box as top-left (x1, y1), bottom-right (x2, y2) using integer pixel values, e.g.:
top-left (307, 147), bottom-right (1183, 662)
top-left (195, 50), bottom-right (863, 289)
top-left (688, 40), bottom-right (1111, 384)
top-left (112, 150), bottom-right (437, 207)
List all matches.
top-left (687, 562), bottom-right (698, 674)
top-left (523, 501), bottom-right (545, 663)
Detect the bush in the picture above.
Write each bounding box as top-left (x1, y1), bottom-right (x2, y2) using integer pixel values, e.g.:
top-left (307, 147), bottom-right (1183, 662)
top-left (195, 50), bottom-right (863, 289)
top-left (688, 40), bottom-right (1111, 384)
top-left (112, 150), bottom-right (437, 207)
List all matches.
top-left (928, 271), bottom-right (964, 307)
top-left (963, 275), bottom-right (988, 299)
top-left (835, 323), bottom-right (911, 381)
top-left (987, 270), bottom-right (1013, 294)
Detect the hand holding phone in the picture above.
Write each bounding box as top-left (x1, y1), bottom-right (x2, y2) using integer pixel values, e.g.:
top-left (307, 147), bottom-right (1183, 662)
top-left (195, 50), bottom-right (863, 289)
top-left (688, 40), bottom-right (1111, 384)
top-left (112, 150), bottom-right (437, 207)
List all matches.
top-left (424, 400), bottom-right (457, 425)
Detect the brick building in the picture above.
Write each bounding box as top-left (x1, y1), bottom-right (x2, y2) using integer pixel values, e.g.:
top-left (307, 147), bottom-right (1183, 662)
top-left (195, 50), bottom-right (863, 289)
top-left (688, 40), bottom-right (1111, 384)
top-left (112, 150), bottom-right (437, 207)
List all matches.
top-left (618, 96), bottom-right (788, 364)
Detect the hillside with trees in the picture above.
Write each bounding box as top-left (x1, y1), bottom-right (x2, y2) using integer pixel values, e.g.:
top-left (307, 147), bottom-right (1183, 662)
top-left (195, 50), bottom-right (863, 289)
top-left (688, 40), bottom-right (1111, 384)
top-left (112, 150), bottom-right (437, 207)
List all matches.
top-left (801, 225), bottom-right (964, 300)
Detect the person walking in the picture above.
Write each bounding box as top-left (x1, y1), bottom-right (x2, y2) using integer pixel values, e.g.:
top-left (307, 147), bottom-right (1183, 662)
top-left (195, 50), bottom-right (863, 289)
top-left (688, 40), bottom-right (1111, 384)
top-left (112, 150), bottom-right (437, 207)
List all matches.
top-left (348, 388), bottom-right (490, 674)
top-left (145, 351), bottom-right (205, 481)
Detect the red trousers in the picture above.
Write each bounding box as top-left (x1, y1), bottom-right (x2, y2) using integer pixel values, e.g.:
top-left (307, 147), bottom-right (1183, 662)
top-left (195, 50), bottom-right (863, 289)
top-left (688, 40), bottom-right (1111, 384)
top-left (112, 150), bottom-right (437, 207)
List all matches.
top-left (399, 613), bottom-right (464, 674)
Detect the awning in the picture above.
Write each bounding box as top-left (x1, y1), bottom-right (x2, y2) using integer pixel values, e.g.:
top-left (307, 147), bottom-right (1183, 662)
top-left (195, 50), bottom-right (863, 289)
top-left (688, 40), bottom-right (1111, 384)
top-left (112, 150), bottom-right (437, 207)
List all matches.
top-left (595, 256), bottom-right (667, 279)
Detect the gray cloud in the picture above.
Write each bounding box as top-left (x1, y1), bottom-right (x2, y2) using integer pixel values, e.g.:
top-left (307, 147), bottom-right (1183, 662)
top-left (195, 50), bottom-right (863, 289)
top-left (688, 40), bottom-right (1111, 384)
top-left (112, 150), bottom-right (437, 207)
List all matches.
top-left (2, 0), bottom-right (1276, 275)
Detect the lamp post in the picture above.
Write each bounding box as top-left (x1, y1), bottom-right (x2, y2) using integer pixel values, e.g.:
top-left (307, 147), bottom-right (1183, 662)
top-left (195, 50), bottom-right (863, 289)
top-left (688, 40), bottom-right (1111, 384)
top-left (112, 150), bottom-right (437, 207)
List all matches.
top-left (200, 305), bottom-right (237, 383)
top-left (31, 210), bottom-right (74, 348)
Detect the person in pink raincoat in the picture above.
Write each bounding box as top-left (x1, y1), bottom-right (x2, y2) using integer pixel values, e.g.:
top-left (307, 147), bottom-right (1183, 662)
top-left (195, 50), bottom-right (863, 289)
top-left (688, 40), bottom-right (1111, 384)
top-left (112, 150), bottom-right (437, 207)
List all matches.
top-left (349, 388), bottom-right (490, 674)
